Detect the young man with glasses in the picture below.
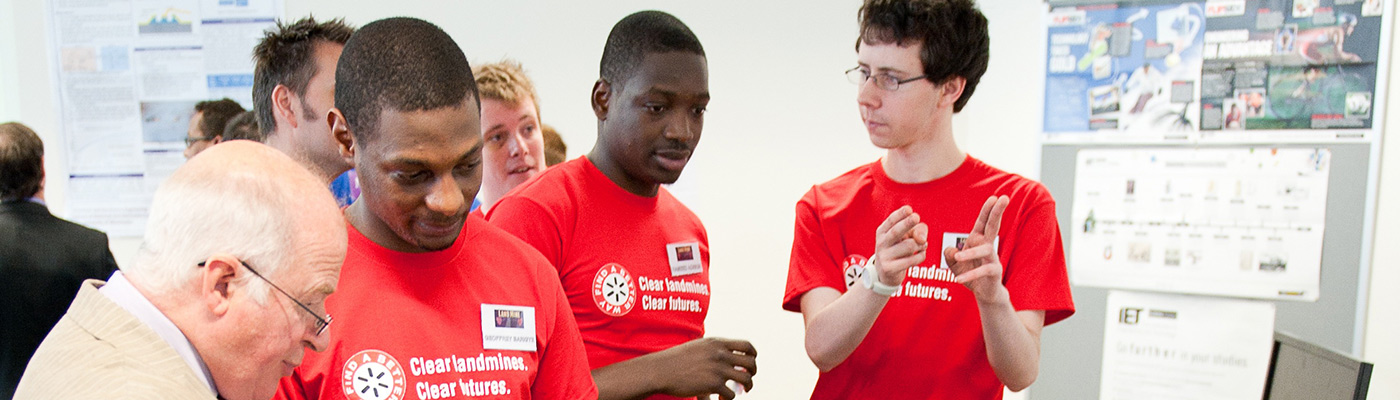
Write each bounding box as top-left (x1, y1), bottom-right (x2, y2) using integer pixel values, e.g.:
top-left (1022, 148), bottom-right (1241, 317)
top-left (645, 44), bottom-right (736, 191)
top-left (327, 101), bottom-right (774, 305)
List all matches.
top-left (183, 98), bottom-right (245, 159)
top-left (782, 1), bottom-right (1074, 399)
top-left (16, 141), bottom-right (346, 400)
top-left (274, 17), bottom-right (596, 400)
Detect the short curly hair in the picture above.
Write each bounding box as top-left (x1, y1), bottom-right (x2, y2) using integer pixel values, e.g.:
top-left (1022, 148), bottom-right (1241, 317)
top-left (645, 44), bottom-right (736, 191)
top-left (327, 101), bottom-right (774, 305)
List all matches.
top-left (600, 11), bottom-right (705, 87)
top-left (335, 17), bottom-right (479, 142)
top-left (858, 0), bottom-right (989, 112)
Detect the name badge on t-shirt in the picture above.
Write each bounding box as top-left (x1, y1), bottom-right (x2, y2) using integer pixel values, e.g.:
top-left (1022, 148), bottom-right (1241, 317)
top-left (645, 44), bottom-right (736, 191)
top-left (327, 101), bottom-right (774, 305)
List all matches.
top-left (941, 232), bottom-right (1000, 269)
top-left (666, 242), bottom-right (703, 276)
top-left (480, 304), bottom-right (536, 351)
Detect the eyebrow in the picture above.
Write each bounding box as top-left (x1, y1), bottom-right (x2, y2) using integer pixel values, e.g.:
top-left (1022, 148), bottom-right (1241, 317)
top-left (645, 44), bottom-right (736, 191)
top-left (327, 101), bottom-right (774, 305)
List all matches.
top-left (484, 114), bottom-right (536, 134)
top-left (386, 140), bottom-right (484, 167)
top-left (646, 87), bottom-right (711, 102)
top-left (857, 61), bottom-right (913, 76)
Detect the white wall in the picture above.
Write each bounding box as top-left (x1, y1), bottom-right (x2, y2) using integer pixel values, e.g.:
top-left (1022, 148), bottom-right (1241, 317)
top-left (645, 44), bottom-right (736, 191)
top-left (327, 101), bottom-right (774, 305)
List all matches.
top-left (3, 0), bottom-right (1394, 398)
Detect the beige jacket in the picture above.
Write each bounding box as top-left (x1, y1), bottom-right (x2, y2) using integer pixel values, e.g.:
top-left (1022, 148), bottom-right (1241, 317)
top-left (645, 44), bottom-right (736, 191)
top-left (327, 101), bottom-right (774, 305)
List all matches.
top-left (14, 280), bottom-right (214, 400)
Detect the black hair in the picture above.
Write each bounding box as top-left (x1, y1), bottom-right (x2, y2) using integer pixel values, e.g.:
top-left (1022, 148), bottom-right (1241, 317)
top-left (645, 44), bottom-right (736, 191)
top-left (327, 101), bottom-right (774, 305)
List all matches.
top-left (858, 0), bottom-right (990, 112)
top-left (600, 11), bottom-right (706, 86)
top-left (0, 122), bottom-right (44, 202)
top-left (194, 98), bottom-right (246, 140)
top-left (252, 16), bottom-right (355, 135)
top-left (335, 17), bottom-right (479, 142)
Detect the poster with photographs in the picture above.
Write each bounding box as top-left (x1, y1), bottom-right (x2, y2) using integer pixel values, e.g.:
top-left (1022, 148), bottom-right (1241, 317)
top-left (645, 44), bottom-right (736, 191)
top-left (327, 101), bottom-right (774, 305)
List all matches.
top-left (1045, 3), bottom-right (1208, 137)
top-left (1070, 148), bottom-right (1330, 301)
top-left (1043, 0), bottom-right (1391, 143)
top-left (1198, 0), bottom-right (1385, 136)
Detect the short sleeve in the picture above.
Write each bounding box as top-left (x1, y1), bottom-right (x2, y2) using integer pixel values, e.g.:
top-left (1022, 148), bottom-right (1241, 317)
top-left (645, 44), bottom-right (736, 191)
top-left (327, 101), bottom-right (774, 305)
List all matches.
top-left (1003, 186), bottom-right (1075, 326)
top-left (531, 275), bottom-right (599, 399)
top-left (782, 189), bottom-right (846, 312)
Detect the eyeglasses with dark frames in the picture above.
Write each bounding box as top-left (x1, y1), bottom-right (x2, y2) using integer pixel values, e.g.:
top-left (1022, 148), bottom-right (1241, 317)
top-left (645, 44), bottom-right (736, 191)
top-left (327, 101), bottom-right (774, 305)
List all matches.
top-left (198, 260), bottom-right (332, 336)
top-left (184, 136), bottom-right (215, 147)
top-left (846, 67), bottom-right (928, 91)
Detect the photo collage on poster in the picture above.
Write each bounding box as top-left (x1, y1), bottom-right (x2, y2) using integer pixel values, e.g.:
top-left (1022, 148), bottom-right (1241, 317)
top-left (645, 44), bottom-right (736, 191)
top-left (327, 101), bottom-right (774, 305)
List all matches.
top-left (1044, 0), bottom-right (1385, 140)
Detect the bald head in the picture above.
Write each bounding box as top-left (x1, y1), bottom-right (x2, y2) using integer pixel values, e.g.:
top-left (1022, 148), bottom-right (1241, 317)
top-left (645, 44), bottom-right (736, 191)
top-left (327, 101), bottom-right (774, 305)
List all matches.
top-left (130, 140), bottom-right (345, 297)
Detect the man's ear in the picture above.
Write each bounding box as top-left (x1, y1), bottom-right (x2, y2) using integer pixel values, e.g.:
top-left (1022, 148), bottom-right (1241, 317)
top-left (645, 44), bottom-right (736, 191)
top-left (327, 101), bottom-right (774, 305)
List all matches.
top-left (937, 77), bottom-right (967, 109)
top-left (198, 255), bottom-right (240, 317)
top-left (330, 108), bottom-right (356, 168)
top-left (591, 79), bottom-right (612, 121)
top-left (211, 135), bottom-right (223, 145)
top-left (272, 84), bottom-right (300, 130)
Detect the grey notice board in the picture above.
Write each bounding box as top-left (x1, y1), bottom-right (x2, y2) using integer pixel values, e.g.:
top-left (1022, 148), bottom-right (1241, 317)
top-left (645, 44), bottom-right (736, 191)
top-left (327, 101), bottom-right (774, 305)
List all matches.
top-left (1031, 143), bottom-right (1371, 400)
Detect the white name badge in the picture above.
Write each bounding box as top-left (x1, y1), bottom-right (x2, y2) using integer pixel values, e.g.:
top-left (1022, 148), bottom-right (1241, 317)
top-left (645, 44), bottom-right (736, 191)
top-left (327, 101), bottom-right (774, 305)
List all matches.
top-left (480, 304), bottom-right (536, 351)
top-left (666, 242), bottom-right (703, 277)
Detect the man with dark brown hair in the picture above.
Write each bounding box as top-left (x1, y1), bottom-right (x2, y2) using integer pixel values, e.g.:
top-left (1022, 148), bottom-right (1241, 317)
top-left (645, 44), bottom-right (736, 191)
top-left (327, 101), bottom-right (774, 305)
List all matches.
top-left (253, 16), bottom-right (359, 205)
top-left (784, 1), bottom-right (1074, 398)
top-left (1, 122), bottom-right (118, 398)
top-left (183, 98), bottom-right (245, 159)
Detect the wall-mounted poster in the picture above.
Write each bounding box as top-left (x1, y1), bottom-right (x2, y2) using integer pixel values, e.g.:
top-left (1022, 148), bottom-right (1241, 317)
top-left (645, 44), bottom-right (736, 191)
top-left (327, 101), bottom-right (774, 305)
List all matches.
top-left (49, 0), bottom-right (281, 236)
top-left (1070, 147), bottom-right (1330, 301)
top-left (1198, 0), bottom-right (1385, 137)
top-left (1045, 3), bottom-right (1208, 138)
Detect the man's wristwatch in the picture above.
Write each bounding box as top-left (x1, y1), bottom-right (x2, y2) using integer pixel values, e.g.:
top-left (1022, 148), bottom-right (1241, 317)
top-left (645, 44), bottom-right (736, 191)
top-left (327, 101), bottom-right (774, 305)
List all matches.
top-left (861, 264), bottom-right (899, 297)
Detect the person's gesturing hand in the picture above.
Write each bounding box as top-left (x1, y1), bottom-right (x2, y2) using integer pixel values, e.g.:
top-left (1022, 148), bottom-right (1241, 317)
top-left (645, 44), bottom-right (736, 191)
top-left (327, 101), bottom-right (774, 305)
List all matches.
top-left (943, 196), bottom-right (1010, 303)
top-left (872, 206), bottom-right (929, 287)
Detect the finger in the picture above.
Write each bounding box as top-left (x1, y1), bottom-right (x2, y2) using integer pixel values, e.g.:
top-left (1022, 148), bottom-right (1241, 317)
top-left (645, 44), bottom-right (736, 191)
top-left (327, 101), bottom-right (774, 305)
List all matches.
top-left (709, 383), bottom-right (737, 400)
top-left (970, 196), bottom-right (997, 235)
top-left (953, 243), bottom-right (997, 262)
top-left (909, 223), bottom-right (929, 246)
top-left (718, 338), bottom-right (757, 357)
top-left (984, 195), bottom-right (1010, 238)
top-left (954, 263), bottom-right (997, 284)
top-left (722, 366), bottom-right (755, 392)
top-left (942, 246), bottom-right (958, 269)
top-left (876, 206), bottom-right (913, 235)
top-left (877, 212), bottom-right (921, 249)
top-left (723, 351), bottom-right (759, 376)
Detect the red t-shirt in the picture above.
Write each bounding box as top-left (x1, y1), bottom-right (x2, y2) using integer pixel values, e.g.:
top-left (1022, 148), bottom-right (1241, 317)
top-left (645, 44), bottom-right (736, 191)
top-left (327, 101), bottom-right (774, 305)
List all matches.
top-left (487, 157), bottom-right (709, 400)
top-left (275, 214), bottom-right (596, 400)
top-left (784, 156), bottom-right (1075, 400)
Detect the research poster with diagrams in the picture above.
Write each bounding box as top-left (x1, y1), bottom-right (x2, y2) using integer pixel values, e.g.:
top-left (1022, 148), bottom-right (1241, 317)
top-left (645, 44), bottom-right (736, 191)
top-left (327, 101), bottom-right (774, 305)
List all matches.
top-left (1043, 0), bottom-right (1388, 142)
top-left (47, 0), bottom-right (281, 236)
top-left (1070, 147), bottom-right (1330, 301)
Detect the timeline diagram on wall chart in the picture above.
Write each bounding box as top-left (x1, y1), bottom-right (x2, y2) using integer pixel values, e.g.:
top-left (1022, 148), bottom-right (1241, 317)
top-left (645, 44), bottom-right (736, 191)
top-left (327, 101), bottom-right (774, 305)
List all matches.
top-left (1070, 147), bottom-right (1330, 300)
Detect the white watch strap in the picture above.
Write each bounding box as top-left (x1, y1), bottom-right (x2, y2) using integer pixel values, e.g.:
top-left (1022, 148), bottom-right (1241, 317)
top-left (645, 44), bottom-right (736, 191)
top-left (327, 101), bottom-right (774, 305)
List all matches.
top-left (863, 264), bottom-right (898, 296)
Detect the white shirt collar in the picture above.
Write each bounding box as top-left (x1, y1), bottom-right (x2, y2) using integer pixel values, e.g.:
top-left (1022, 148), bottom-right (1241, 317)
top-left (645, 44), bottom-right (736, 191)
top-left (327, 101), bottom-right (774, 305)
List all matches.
top-left (100, 271), bottom-right (218, 396)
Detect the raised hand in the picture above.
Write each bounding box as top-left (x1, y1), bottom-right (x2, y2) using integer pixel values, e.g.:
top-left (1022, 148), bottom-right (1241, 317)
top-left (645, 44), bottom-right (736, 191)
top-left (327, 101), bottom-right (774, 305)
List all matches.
top-left (872, 206), bottom-right (930, 286)
top-left (943, 195), bottom-right (1010, 302)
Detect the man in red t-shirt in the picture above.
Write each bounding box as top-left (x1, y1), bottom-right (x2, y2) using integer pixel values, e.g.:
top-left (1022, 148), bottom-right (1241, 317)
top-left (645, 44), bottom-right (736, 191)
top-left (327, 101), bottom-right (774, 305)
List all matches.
top-left (275, 17), bottom-right (596, 400)
top-left (488, 11), bottom-right (757, 400)
top-left (783, 1), bottom-right (1075, 399)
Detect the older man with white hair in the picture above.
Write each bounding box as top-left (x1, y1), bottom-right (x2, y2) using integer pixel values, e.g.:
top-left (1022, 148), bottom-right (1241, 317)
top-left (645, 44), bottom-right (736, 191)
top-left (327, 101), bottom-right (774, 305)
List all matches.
top-left (14, 141), bottom-right (347, 400)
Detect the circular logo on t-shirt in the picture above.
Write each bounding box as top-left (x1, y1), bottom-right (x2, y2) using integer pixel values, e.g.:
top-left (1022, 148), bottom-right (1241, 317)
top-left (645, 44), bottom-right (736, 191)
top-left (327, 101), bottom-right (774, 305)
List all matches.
top-left (592, 263), bottom-right (636, 317)
top-left (842, 254), bottom-right (869, 288)
top-left (341, 349), bottom-right (406, 400)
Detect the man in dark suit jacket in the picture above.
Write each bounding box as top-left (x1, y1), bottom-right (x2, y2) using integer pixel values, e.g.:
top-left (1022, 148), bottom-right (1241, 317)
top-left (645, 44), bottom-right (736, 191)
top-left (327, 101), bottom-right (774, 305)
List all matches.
top-left (0, 122), bottom-right (118, 399)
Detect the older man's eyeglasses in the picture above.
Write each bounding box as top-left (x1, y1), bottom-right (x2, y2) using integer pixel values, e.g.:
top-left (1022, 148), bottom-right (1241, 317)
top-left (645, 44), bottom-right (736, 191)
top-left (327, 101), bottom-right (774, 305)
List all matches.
top-left (198, 260), bottom-right (332, 336)
top-left (846, 67), bottom-right (928, 91)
